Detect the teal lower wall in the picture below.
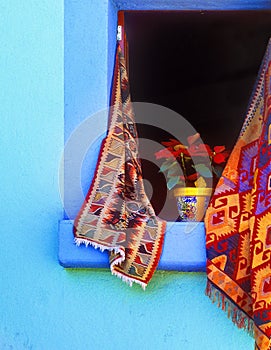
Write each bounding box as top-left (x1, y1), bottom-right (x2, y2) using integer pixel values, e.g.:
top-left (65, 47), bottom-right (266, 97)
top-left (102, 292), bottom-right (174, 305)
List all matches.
top-left (0, 1), bottom-right (254, 349)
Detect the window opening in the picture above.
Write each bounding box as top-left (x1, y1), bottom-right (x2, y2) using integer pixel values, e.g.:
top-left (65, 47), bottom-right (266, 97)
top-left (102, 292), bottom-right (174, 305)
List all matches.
top-left (122, 10), bottom-right (271, 220)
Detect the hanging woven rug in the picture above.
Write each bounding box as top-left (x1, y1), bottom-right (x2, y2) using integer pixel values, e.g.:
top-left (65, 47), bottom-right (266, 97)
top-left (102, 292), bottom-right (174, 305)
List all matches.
top-left (205, 39), bottom-right (271, 350)
top-left (73, 45), bottom-right (166, 289)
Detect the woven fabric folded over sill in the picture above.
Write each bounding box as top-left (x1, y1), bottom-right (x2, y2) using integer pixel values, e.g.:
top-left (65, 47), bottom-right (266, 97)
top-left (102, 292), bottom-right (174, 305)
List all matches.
top-left (73, 44), bottom-right (166, 289)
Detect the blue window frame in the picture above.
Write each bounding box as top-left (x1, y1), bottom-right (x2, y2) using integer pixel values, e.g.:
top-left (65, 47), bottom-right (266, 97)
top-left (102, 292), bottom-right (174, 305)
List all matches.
top-left (60, 0), bottom-right (271, 270)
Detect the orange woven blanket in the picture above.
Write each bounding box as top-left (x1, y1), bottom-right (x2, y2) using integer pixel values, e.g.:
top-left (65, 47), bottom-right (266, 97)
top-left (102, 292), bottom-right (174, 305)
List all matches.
top-left (205, 39), bottom-right (271, 350)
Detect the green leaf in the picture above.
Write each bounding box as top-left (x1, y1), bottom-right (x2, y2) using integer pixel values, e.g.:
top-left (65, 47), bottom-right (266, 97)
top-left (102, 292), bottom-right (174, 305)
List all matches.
top-left (160, 160), bottom-right (177, 173)
top-left (159, 160), bottom-right (172, 172)
top-left (195, 164), bottom-right (213, 178)
top-left (213, 165), bottom-right (224, 178)
top-left (167, 162), bottom-right (181, 177)
top-left (167, 176), bottom-right (179, 190)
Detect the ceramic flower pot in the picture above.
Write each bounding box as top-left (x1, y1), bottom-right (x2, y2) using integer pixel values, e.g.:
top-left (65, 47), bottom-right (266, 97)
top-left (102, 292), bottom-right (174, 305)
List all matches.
top-left (173, 187), bottom-right (213, 222)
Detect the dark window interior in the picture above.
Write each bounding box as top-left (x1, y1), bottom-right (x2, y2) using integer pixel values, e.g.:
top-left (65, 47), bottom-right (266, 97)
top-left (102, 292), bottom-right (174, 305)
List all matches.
top-left (124, 11), bottom-right (271, 220)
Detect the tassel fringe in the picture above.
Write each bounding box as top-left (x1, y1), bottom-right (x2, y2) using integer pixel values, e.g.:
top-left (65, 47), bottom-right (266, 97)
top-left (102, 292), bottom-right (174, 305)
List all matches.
top-left (74, 237), bottom-right (146, 289)
top-left (111, 268), bottom-right (147, 290)
top-left (74, 237), bottom-right (125, 259)
top-left (206, 280), bottom-right (254, 337)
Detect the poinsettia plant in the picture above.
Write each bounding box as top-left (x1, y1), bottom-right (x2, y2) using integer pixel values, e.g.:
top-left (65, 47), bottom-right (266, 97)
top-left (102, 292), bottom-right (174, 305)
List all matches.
top-left (155, 133), bottom-right (229, 190)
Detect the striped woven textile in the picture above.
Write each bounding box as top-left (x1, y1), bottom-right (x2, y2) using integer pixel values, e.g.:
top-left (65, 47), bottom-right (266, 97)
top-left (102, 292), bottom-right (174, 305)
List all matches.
top-left (73, 45), bottom-right (166, 288)
top-left (205, 39), bottom-right (271, 350)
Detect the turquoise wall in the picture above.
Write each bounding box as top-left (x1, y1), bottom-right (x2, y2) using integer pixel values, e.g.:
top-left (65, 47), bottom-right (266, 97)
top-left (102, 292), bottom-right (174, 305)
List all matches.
top-left (0, 0), bottom-right (255, 349)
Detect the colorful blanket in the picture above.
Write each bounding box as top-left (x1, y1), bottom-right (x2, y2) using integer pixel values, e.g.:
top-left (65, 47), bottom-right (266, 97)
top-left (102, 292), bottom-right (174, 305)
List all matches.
top-left (73, 45), bottom-right (166, 288)
top-left (205, 39), bottom-right (271, 350)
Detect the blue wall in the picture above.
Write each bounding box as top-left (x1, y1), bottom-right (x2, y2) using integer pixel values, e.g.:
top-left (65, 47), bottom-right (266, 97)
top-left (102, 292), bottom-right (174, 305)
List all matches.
top-left (0, 0), bottom-right (256, 349)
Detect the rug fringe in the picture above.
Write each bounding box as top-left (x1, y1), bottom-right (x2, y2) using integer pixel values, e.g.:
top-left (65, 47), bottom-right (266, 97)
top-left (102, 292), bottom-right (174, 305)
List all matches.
top-left (74, 237), bottom-right (146, 289)
top-left (111, 268), bottom-right (147, 290)
top-left (74, 237), bottom-right (126, 264)
top-left (206, 280), bottom-right (254, 337)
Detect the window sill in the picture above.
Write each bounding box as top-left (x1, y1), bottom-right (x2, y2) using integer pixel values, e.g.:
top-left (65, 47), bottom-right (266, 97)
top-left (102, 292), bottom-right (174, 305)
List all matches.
top-left (58, 220), bottom-right (206, 271)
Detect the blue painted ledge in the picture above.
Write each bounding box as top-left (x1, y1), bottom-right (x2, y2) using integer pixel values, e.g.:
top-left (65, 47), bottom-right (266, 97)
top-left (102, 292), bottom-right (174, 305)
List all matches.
top-left (113, 0), bottom-right (271, 10)
top-left (58, 220), bottom-right (207, 272)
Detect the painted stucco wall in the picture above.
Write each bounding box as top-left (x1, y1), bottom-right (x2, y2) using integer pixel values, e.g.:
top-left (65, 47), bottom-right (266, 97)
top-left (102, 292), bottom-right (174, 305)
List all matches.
top-left (0, 0), bottom-right (255, 349)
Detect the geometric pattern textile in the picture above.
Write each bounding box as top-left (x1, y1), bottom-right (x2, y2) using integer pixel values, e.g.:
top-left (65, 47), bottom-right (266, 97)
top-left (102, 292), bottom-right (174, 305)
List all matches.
top-left (73, 44), bottom-right (166, 289)
top-left (205, 39), bottom-right (271, 350)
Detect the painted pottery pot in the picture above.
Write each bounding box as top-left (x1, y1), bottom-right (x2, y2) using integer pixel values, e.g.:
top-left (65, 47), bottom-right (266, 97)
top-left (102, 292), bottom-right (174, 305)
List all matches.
top-left (173, 187), bottom-right (213, 222)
